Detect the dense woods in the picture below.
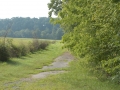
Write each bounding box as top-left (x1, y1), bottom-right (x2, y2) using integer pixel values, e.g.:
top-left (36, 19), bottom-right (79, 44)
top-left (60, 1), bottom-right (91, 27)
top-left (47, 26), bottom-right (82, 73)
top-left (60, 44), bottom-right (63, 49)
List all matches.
top-left (48, 0), bottom-right (120, 83)
top-left (0, 17), bottom-right (63, 39)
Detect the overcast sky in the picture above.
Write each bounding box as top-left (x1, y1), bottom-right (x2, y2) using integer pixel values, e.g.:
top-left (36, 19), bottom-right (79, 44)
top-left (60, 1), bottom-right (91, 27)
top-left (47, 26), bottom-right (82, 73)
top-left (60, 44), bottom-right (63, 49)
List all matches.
top-left (0, 0), bottom-right (51, 19)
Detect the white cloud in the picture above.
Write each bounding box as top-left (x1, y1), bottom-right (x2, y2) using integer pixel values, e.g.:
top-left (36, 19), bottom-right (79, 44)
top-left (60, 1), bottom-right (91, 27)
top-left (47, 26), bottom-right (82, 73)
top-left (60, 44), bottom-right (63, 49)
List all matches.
top-left (0, 0), bottom-right (50, 19)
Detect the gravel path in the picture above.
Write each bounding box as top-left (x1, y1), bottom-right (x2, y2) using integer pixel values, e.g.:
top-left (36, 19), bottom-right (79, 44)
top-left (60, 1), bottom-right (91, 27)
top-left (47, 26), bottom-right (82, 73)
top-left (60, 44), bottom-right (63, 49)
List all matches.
top-left (4, 52), bottom-right (74, 88)
top-left (31, 52), bottom-right (74, 79)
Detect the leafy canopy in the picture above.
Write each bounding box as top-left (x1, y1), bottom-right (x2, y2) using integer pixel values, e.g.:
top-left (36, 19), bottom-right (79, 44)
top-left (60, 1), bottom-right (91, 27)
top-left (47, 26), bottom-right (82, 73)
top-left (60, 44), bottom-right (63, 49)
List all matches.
top-left (48, 0), bottom-right (120, 83)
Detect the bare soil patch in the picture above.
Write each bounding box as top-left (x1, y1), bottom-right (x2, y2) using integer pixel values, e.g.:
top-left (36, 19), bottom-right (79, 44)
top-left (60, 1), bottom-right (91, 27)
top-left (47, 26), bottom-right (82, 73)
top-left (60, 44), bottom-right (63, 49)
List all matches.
top-left (31, 52), bottom-right (74, 79)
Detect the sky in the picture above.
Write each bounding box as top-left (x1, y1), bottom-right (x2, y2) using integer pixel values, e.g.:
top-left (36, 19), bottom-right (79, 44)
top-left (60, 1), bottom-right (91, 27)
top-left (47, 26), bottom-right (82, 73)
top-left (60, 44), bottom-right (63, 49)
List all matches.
top-left (0, 0), bottom-right (51, 19)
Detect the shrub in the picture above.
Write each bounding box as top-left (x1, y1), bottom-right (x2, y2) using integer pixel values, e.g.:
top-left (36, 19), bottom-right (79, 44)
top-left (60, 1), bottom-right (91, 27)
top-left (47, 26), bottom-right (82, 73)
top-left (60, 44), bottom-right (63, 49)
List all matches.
top-left (32, 39), bottom-right (40, 51)
top-left (9, 44), bottom-right (22, 58)
top-left (28, 40), bottom-right (39, 53)
top-left (101, 57), bottom-right (120, 83)
top-left (0, 44), bottom-right (9, 62)
top-left (28, 42), bottom-right (35, 53)
top-left (19, 43), bottom-right (29, 56)
top-left (28, 39), bottom-right (50, 53)
top-left (0, 38), bottom-right (50, 62)
top-left (39, 41), bottom-right (49, 50)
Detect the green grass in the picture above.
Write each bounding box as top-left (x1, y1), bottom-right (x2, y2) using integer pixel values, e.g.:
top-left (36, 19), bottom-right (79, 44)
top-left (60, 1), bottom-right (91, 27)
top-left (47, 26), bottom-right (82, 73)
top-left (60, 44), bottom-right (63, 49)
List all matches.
top-left (0, 37), bottom-right (56, 46)
top-left (0, 41), bottom-right (65, 88)
top-left (0, 39), bottom-right (120, 90)
top-left (0, 37), bottom-right (32, 45)
top-left (16, 58), bottom-right (120, 90)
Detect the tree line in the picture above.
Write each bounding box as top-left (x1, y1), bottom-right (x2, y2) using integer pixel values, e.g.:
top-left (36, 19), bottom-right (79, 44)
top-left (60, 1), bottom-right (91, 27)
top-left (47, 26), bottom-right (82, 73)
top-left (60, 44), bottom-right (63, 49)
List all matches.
top-left (0, 17), bottom-right (63, 40)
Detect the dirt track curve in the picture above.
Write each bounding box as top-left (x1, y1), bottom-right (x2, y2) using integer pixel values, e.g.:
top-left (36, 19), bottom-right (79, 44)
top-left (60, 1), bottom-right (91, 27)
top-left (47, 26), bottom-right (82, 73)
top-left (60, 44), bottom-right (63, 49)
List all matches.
top-left (32, 52), bottom-right (74, 79)
top-left (4, 52), bottom-right (74, 88)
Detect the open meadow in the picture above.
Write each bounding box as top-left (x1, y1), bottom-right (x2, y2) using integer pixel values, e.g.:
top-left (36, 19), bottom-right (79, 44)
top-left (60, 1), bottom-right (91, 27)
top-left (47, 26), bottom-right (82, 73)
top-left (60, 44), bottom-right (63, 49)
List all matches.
top-left (0, 38), bottom-right (120, 90)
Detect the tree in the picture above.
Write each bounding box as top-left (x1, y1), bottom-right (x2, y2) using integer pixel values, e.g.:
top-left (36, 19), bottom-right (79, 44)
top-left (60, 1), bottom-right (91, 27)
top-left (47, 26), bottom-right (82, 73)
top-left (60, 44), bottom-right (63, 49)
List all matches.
top-left (48, 0), bottom-right (120, 83)
top-left (48, 0), bottom-right (62, 17)
top-left (0, 17), bottom-right (63, 40)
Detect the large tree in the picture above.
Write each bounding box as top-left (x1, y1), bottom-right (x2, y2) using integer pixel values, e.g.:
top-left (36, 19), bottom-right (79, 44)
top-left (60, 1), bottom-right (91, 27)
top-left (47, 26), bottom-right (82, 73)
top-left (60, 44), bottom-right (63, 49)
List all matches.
top-left (48, 0), bottom-right (62, 17)
top-left (48, 0), bottom-right (120, 83)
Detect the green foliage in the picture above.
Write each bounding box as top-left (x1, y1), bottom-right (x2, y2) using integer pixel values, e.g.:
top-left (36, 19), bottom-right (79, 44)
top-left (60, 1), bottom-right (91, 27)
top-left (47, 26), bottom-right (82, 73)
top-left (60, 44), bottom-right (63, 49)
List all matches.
top-left (19, 44), bottom-right (29, 56)
top-left (0, 38), bottom-right (51, 61)
top-left (12, 58), bottom-right (120, 90)
top-left (48, 0), bottom-right (62, 17)
top-left (9, 44), bottom-right (22, 57)
top-left (0, 17), bottom-right (63, 40)
top-left (39, 41), bottom-right (49, 50)
top-left (112, 0), bottom-right (120, 3)
top-left (0, 45), bottom-right (9, 62)
top-left (0, 41), bottom-right (65, 89)
top-left (101, 57), bottom-right (120, 83)
top-left (49, 0), bottom-right (120, 83)
top-left (28, 39), bottom-right (50, 53)
top-left (0, 38), bottom-right (10, 62)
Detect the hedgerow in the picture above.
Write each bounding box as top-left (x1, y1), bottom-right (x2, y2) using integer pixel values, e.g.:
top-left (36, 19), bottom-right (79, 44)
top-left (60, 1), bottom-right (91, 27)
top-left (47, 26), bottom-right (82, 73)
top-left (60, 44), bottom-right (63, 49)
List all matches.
top-left (0, 38), bottom-right (51, 62)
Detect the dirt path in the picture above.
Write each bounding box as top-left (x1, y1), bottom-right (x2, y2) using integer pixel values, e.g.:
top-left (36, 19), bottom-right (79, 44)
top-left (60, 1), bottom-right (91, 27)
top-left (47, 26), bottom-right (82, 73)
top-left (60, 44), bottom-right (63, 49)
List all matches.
top-left (32, 52), bottom-right (74, 79)
top-left (4, 52), bottom-right (74, 88)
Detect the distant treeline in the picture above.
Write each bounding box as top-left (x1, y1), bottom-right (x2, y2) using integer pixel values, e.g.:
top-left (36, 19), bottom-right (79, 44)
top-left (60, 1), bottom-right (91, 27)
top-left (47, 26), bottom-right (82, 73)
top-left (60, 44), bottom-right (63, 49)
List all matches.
top-left (0, 17), bottom-right (63, 40)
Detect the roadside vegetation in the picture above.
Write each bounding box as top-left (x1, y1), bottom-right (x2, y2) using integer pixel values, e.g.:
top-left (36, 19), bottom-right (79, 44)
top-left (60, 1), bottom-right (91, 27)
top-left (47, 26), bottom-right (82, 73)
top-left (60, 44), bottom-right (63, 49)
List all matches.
top-left (0, 40), bottom-right (65, 89)
top-left (17, 58), bottom-right (120, 90)
top-left (0, 41), bottom-right (120, 90)
top-left (0, 43), bottom-right (120, 90)
top-left (48, 0), bottom-right (120, 84)
top-left (0, 0), bottom-right (120, 89)
top-left (0, 38), bottom-right (51, 62)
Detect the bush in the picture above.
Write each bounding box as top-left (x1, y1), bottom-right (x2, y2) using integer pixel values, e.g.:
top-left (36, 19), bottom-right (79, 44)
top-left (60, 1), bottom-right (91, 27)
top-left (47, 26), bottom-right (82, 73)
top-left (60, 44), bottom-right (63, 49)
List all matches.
top-left (32, 39), bottom-right (40, 51)
top-left (101, 57), bottom-right (120, 83)
top-left (0, 45), bottom-right (9, 62)
top-left (39, 41), bottom-right (49, 50)
top-left (28, 39), bottom-right (50, 53)
top-left (9, 44), bottom-right (22, 58)
top-left (0, 38), bottom-right (50, 62)
top-left (20, 44), bottom-right (29, 56)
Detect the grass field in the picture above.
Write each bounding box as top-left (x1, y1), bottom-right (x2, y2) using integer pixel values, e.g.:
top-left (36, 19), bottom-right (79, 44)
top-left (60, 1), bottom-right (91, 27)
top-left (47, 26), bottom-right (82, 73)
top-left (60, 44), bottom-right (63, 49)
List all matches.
top-left (0, 37), bottom-right (56, 45)
top-left (0, 39), bottom-right (65, 89)
top-left (16, 58), bottom-right (120, 90)
top-left (0, 38), bottom-right (120, 90)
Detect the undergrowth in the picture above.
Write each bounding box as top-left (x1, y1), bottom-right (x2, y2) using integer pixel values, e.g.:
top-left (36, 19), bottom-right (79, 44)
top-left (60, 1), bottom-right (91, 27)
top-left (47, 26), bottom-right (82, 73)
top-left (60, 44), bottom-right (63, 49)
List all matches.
top-left (0, 38), bottom-right (51, 62)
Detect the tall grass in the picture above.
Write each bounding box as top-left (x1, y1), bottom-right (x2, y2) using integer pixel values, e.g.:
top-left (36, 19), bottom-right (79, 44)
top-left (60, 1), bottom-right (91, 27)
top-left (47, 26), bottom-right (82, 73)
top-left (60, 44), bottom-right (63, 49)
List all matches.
top-left (0, 38), bottom-right (51, 62)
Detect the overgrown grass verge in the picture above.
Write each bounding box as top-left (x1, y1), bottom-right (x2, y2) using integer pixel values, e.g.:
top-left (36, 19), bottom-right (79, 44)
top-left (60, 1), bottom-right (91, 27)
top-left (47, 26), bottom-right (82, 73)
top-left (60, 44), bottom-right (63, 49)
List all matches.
top-left (0, 38), bottom-right (52, 62)
top-left (15, 58), bottom-right (120, 90)
top-left (0, 41), bottom-right (66, 89)
top-left (0, 39), bottom-right (119, 90)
